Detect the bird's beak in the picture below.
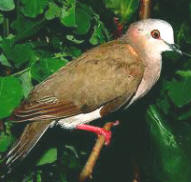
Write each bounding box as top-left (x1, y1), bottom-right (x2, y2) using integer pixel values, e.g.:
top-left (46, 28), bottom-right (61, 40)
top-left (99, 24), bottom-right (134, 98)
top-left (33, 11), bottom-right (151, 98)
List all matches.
top-left (168, 44), bottom-right (183, 55)
top-left (161, 39), bottom-right (191, 58)
top-left (169, 44), bottom-right (191, 58)
top-left (164, 41), bottom-right (191, 58)
top-left (163, 40), bottom-right (182, 55)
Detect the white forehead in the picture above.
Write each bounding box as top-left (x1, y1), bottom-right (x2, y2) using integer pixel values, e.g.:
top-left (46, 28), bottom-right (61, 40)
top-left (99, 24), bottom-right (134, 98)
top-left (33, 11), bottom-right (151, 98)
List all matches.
top-left (132, 19), bottom-right (174, 44)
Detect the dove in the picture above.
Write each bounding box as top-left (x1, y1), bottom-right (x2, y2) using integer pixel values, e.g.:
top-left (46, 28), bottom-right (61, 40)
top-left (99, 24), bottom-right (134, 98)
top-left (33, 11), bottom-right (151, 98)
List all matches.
top-left (1, 18), bottom-right (182, 171)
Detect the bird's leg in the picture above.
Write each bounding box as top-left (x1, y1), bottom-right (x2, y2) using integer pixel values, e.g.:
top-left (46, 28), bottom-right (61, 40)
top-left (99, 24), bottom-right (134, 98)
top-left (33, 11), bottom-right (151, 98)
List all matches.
top-left (76, 121), bottom-right (119, 145)
top-left (76, 124), bottom-right (111, 145)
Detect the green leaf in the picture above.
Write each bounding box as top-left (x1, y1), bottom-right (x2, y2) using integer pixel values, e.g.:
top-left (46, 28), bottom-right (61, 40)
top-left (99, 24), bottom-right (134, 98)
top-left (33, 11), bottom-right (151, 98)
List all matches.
top-left (11, 15), bottom-right (45, 41)
top-left (31, 58), bottom-right (68, 82)
top-left (74, 3), bottom-right (92, 35)
top-left (21, 0), bottom-right (48, 18)
top-left (0, 76), bottom-right (23, 119)
top-left (18, 70), bottom-right (33, 98)
top-left (62, 149), bottom-right (80, 169)
top-left (0, 54), bottom-right (12, 67)
top-left (0, 39), bottom-right (36, 68)
top-left (178, 109), bottom-right (191, 120)
top-left (60, 0), bottom-right (76, 27)
top-left (147, 106), bottom-right (177, 147)
top-left (0, 132), bottom-right (14, 152)
top-left (4, 121), bottom-right (13, 135)
top-left (36, 170), bottom-right (42, 182)
top-left (155, 80), bottom-right (171, 115)
top-left (176, 70), bottom-right (191, 77)
top-left (45, 2), bottom-right (61, 20)
top-left (89, 22), bottom-right (108, 45)
top-left (66, 35), bottom-right (84, 44)
top-left (167, 71), bottom-right (191, 108)
top-left (146, 105), bottom-right (191, 182)
top-left (0, 0), bottom-right (15, 11)
top-left (20, 172), bottom-right (34, 182)
top-left (89, 25), bottom-right (102, 45)
top-left (156, 96), bottom-right (170, 115)
top-left (26, 179), bottom-right (33, 182)
top-left (59, 173), bottom-right (67, 182)
top-left (103, 0), bottom-right (139, 22)
top-left (61, 46), bottom-right (82, 58)
top-left (36, 148), bottom-right (57, 166)
top-left (176, 23), bottom-right (191, 45)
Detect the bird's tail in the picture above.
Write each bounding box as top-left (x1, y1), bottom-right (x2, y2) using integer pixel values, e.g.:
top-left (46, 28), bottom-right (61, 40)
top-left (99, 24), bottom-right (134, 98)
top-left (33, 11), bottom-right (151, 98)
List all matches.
top-left (0, 120), bottom-right (52, 176)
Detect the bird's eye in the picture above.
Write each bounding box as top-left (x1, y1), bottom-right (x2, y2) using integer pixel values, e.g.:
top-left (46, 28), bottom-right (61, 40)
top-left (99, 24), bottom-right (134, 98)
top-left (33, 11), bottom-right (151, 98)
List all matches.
top-left (151, 29), bottom-right (160, 39)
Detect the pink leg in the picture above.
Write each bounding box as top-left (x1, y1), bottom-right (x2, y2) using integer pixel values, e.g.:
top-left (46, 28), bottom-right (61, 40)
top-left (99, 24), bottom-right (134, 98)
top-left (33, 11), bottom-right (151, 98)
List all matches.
top-left (76, 121), bottom-right (119, 145)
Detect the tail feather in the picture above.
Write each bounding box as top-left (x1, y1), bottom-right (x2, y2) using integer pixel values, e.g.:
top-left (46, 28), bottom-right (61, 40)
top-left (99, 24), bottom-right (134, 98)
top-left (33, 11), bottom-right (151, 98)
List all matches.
top-left (0, 120), bottom-right (52, 175)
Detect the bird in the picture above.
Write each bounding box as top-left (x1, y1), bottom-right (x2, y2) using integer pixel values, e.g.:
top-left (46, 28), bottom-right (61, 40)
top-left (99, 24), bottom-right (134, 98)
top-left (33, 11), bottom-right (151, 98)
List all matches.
top-left (0, 18), bottom-right (182, 172)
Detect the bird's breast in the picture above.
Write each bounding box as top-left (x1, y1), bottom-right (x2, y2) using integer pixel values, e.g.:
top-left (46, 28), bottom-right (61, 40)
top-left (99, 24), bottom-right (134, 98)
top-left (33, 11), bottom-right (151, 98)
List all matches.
top-left (126, 58), bottom-right (162, 107)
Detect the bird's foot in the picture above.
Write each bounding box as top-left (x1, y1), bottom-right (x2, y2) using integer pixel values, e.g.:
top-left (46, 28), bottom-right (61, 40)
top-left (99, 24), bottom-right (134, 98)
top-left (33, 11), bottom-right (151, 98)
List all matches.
top-left (76, 121), bottom-right (119, 145)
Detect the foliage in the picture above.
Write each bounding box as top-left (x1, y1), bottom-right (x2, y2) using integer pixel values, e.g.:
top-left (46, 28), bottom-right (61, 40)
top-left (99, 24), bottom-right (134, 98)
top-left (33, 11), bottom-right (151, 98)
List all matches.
top-left (0, 0), bottom-right (191, 182)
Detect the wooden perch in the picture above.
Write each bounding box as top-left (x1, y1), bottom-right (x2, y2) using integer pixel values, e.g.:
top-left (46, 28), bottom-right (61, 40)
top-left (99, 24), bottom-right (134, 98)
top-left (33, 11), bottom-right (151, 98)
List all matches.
top-left (139, 0), bottom-right (151, 19)
top-left (79, 122), bottom-right (116, 182)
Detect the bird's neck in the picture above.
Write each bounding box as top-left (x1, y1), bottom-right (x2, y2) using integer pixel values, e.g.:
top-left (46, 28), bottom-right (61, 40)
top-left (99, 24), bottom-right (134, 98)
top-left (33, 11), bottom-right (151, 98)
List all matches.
top-left (136, 40), bottom-right (163, 93)
top-left (119, 34), bottom-right (163, 108)
top-left (136, 43), bottom-right (163, 86)
top-left (121, 37), bottom-right (162, 107)
top-left (119, 35), bottom-right (162, 78)
top-left (144, 56), bottom-right (162, 87)
top-left (126, 54), bottom-right (162, 108)
top-left (120, 33), bottom-right (163, 66)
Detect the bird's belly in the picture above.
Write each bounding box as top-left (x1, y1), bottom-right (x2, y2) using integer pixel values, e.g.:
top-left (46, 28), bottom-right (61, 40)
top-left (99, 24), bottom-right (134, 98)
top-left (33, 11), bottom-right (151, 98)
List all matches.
top-left (57, 107), bottom-right (103, 129)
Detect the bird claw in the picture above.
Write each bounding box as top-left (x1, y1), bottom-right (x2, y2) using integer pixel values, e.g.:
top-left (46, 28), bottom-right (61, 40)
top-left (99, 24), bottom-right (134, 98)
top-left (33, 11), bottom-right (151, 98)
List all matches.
top-left (98, 129), bottom-right (111, 145)
top-left (112, 120), bottom-right (120, 126)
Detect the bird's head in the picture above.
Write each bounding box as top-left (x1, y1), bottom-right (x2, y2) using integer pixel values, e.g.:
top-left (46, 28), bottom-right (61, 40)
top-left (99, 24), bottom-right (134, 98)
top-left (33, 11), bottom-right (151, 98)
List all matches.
top-left (125, 19), bottom-right (182, 60)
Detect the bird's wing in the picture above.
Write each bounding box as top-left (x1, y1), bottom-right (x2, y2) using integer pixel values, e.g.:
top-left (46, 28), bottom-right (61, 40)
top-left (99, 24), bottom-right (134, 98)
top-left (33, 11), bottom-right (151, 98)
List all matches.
top-left (11, 40), bottom-right (144, 122)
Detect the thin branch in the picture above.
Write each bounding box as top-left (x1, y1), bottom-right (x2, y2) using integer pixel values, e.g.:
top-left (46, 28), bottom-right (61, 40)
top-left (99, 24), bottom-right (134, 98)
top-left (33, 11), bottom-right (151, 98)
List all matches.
top-left (79, 122), bottom-right (117, 182)
top-left (139, 0), bottom-right (151, 19)
top-left (132, 161), bottom-right (141, 182)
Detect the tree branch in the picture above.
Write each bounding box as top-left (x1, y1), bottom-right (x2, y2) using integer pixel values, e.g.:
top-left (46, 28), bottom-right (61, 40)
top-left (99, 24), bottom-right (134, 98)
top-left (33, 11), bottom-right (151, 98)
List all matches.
top-left (79, 122), bottom-right (117, 182)
top-left (139, 0), bottom-right (151, 19)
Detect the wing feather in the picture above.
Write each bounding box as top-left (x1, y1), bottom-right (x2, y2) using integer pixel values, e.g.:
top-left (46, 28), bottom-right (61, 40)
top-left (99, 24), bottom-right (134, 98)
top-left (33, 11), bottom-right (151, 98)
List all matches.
top-left (11, 101), bottom-right (81, 122)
